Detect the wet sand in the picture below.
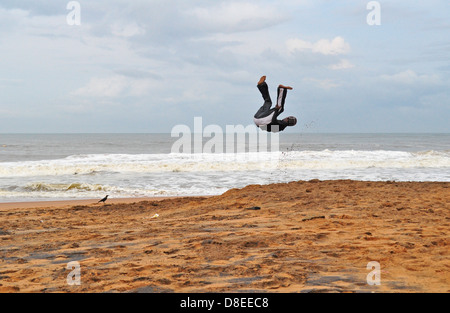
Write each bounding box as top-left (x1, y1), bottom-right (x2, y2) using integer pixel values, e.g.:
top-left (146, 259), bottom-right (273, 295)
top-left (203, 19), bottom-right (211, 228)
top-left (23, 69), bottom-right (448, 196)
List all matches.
top-left (0, 197), bottom-right (180, 210)
top-left (0, 180), bottom-right (448, 293)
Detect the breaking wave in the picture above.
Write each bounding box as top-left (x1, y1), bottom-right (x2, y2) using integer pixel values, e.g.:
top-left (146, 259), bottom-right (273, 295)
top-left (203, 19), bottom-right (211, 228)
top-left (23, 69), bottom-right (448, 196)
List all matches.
top-left (0, 150), bottom-right (449, 178)
top-left (23, 182), bottom-right (108, 192)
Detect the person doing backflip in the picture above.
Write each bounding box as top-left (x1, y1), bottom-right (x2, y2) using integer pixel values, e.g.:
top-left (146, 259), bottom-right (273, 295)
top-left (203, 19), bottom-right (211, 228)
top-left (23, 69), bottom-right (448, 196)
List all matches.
top-left (253, 76), bottom-right (297, 132)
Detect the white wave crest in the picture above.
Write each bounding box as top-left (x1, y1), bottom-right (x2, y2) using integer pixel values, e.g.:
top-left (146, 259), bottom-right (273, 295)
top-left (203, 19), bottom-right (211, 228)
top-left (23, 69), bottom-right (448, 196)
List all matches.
top-left (0, 150), bottom-right (449, 178)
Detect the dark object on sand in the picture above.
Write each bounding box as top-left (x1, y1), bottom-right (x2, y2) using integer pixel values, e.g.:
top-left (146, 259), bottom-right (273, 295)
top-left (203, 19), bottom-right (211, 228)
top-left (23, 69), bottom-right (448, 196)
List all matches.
top-left (98, 195), bottom-right (109, 204)
top-left (302, 215), bottom-right (325, 222)
top-left (245, 206), bottom-right (261, 210)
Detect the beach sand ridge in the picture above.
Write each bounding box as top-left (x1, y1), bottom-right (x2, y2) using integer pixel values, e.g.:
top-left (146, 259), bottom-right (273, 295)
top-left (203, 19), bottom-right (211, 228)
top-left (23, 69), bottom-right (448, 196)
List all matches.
top-left (0, 180), bottom-right (448, 293)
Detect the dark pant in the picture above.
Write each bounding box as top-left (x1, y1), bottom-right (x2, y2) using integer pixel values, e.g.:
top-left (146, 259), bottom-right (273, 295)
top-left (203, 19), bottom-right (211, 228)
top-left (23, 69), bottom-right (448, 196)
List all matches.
top-left (254, 82), bottom-right (288, 122)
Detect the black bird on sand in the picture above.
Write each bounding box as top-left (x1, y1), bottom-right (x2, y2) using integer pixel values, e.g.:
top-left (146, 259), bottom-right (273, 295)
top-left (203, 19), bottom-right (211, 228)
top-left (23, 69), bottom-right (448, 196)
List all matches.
top-left (98, 195), bottom-right (109, 204)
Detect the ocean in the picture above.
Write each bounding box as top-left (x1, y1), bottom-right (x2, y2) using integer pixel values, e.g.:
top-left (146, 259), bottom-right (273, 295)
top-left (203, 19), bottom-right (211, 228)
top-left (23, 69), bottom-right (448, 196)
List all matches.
top-left (0, 133), bottom-right (449, 202)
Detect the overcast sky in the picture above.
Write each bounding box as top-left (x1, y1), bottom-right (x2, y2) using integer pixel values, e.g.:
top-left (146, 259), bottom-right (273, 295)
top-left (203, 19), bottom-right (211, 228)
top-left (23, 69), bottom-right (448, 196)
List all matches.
top-left (0, 0), bottom-right (449, 133)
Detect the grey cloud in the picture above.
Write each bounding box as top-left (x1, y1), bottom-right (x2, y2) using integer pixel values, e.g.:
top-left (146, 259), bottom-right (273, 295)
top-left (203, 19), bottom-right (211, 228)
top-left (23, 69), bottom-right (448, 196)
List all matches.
top-left (0, 1), bottom-right (448, 133)
top-left (0, 0), bottom-right (62, 16)
top-left (114, 69), bottom-right (163, 80)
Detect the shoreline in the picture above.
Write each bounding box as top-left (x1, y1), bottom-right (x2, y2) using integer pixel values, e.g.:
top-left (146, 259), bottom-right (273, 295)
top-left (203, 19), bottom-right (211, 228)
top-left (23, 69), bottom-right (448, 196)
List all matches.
top-left (0, 196), bottom-right (189, 210)
top-left (0, 179), bottom-right (448, 293)
top-left (1, 178), bottom-right (448, 210)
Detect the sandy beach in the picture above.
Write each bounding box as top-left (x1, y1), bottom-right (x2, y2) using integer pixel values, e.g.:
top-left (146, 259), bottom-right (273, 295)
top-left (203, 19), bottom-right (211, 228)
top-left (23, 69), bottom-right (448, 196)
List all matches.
top-left (0, 180), bottom-right (448, 293)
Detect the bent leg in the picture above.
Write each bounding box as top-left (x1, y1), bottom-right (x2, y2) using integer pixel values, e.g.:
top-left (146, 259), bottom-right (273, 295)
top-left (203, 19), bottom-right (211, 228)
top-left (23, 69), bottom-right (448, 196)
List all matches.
top-left (258, 82), bottom-right (272, 104)
top-left (254, 82), bottom-right (273, 118)
top-left (276, 86), bottom-right (288, 114)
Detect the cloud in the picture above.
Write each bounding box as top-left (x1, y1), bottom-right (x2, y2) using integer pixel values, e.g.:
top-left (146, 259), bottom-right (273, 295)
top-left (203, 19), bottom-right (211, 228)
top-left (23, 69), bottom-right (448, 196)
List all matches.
top-left (73, 76), bottom-right (124, 98)
top-left (303, 78), bottom-right (340, 90)
top-left (329, 59), bottom-right (355, 70)
top-left (0, 7), bottom-right (63, 36)
top-left (187, 2), bottom-right (287, 33)
top-left (0, 78), bottom-right (24, 86)
top-left (286, 36), bottom-right (351, 55)
top-left (111, 22), bottom-right (145, 37)
top-left (114, 69), bottom-right (162, 80)
top-left (71, 75), bottom-right (155, 98)
top-left (0, 1), bottom-right (448, 133)
top-left (380, 70), bottom-right (441, 85)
